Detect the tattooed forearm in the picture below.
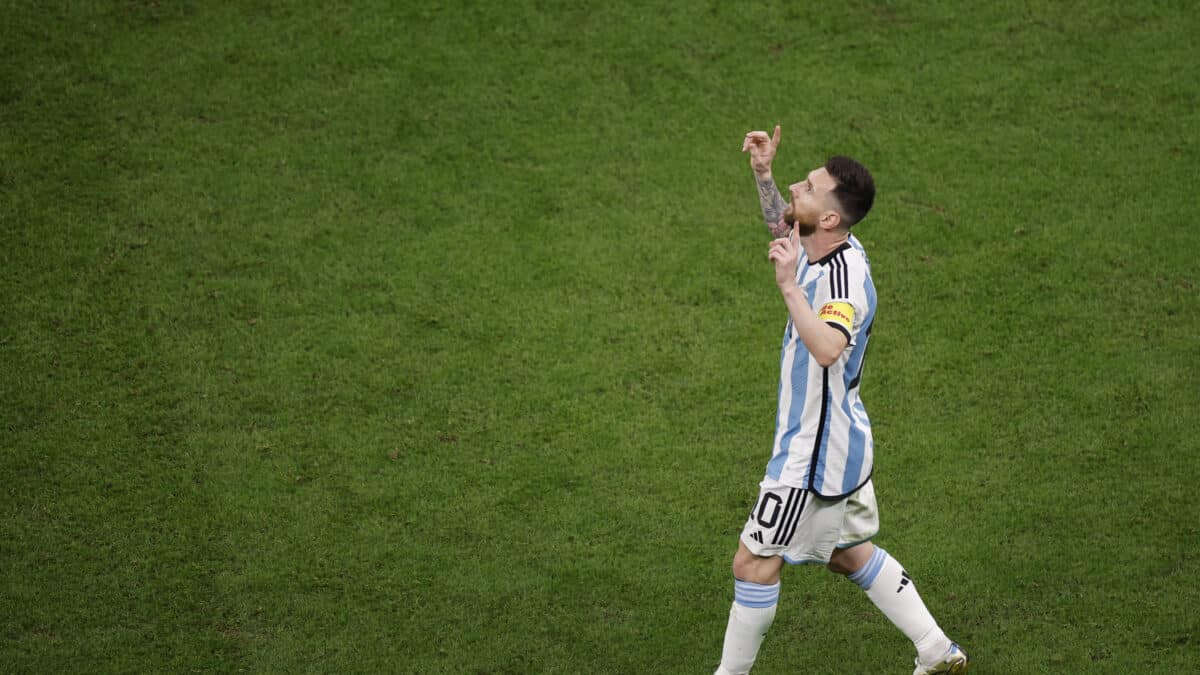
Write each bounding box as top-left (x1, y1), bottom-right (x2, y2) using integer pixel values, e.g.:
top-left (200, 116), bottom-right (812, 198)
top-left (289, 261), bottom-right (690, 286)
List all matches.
top-left (756, 176), bottom-right (787, 229)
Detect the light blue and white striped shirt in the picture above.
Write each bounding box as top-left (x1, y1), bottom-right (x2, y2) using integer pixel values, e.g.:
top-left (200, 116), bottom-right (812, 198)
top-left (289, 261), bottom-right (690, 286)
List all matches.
top-left (766, 234), bottom-right (877, 499)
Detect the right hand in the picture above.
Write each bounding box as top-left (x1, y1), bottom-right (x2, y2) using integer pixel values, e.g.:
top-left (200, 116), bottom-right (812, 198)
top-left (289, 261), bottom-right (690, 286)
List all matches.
top-left (741, 124), bottom-right (780, 176)
top-left (767, 222), bottom-right (800, 289)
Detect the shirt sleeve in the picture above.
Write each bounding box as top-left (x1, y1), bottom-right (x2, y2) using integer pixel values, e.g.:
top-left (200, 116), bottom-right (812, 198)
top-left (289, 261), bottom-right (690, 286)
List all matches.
top-left (816, 254), bottom-right (868, 344)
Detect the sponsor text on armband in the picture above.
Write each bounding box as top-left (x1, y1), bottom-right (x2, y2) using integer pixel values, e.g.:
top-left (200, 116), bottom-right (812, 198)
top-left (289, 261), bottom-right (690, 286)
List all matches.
top-left (818, 301), bottom-right (854, 332)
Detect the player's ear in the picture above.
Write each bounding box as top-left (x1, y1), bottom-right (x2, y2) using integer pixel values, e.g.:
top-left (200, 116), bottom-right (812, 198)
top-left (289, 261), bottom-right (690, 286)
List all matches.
top-left (820, 210), bottom-right (841, 230)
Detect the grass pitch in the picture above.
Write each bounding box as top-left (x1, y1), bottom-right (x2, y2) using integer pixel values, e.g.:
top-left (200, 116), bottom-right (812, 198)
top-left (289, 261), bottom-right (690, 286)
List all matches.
top-left (3, 1), bottom-right (1198, 672)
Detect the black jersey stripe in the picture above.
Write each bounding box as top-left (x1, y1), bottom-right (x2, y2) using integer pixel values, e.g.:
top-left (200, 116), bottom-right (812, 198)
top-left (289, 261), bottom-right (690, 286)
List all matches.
top-left (827, 254), bottom-right (841, 298)
top-left (847, 319), bottom-right (873, 390)
top-left (806, 367), bottom-right (831, 490)
top-left (775, 489), bottom-right (802, 546)
top-left (781, 490), bottom-right (810, 546)
top-left (826, 251), bottom-right (848, 299)
top-left (837, 253), bottom-right (848, 298)
top-left (770, 488), bottom-right (800, 545)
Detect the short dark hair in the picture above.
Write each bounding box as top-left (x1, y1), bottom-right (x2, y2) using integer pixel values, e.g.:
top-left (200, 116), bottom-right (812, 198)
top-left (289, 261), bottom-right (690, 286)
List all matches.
top-left (825, 156), bottom-right (875, 227)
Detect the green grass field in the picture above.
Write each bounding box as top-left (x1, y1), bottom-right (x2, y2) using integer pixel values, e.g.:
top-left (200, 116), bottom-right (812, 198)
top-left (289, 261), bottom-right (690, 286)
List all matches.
top-left (3, 1), bottom-right (1198, 672)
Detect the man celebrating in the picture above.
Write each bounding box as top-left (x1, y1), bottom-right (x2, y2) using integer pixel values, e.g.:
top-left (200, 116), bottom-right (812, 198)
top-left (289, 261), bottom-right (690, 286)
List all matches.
top-left (714, 125), bottom-right (969, 675)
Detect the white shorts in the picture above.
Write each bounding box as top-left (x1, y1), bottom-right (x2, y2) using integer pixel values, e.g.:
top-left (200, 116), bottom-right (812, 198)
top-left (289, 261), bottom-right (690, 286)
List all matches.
top-left (739, 478), bottom-right (879, 565)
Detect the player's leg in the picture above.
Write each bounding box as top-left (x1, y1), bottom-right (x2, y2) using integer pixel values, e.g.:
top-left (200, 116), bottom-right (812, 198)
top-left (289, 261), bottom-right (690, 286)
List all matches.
top-left (716, 482), bottom-right (797, 675)
top-left (832, 542), bottom-right (954, 663)
top-left (827, 482), bottom-right (967, 673)
top-left (716, 541), bottom-right (783, 675)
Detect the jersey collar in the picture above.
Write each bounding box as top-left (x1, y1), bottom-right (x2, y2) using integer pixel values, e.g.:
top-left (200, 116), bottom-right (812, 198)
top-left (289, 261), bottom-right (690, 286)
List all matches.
top-left (807, 241), bottom-right (852, 266)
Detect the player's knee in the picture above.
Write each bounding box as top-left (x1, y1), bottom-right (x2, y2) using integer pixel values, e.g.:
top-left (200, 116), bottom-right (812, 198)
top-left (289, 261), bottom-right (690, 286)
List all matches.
top-left (825, 556), bottom-right (854, 576)
top-left (731, 550), bottom-right (754, 580)
top-left (826, 542), bottom-right (873, 576)
top-left (825, 547), bottom-right (855, 576)
top-left (732, 546), bottom-right (780, 585)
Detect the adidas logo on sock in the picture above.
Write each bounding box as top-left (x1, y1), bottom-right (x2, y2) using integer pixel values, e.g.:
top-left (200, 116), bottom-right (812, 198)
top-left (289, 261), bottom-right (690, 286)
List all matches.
top-left (897, 570), bottom-right (912, 593)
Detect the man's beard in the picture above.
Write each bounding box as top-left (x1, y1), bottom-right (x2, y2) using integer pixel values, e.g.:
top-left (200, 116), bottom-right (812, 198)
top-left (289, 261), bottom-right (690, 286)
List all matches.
top-left (783, 208), bottom-right (817, 237)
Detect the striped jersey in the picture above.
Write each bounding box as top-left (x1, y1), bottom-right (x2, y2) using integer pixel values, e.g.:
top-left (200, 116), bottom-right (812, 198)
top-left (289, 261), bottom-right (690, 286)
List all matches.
top-left (766, 234), bottom-right (877, 499)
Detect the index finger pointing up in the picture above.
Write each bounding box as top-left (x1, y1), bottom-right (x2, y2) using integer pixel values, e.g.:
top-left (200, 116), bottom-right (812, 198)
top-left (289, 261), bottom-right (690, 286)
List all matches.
top-left (771, 124), bottom-right (781, 149)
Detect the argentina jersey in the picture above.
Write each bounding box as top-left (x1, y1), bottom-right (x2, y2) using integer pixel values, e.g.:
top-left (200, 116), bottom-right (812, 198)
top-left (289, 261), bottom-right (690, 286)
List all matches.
top-left (766, 234), bottom-right (877, 499)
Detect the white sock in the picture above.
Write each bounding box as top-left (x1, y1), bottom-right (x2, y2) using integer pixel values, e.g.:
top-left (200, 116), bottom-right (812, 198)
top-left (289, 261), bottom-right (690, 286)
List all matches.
top-left (715, 579), bottom-right (779, 675)
top-left (847, 546), bottom-right (951, 665)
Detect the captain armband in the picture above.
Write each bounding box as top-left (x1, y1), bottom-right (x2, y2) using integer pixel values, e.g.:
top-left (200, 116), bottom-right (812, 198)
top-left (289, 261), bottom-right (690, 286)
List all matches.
top-left (818, 301), bottom-right (854, 337)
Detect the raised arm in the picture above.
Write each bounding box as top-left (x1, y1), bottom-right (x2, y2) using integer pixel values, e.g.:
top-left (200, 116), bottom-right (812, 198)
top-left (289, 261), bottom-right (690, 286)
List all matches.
top-left (756, 175), bottom-right (788, 235)
top-left (742, 125), bottom-right (790, 237)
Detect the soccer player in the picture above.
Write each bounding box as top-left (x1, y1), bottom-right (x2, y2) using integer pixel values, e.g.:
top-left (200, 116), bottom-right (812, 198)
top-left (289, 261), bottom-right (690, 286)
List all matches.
top-left (714, 125), bottom-right (969, 675)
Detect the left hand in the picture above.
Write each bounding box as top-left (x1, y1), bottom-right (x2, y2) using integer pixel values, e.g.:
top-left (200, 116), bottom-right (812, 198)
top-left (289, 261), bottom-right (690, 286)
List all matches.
top-left (741, 124), bottom-right (781, 178)
top-left (767, 224), bottom-right (800, 289)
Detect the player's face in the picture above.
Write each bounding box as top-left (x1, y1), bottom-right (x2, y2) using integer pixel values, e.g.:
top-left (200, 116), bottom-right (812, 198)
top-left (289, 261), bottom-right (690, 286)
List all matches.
top-left (784, 167), bottom-right (839, 235)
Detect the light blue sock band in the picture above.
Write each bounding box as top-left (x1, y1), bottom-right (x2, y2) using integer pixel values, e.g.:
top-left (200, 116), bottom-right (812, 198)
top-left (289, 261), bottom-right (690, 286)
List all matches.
top-left (733, 579), bottom-right (780, 608)
top-left (847, 546), bottom-right (889, 590)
